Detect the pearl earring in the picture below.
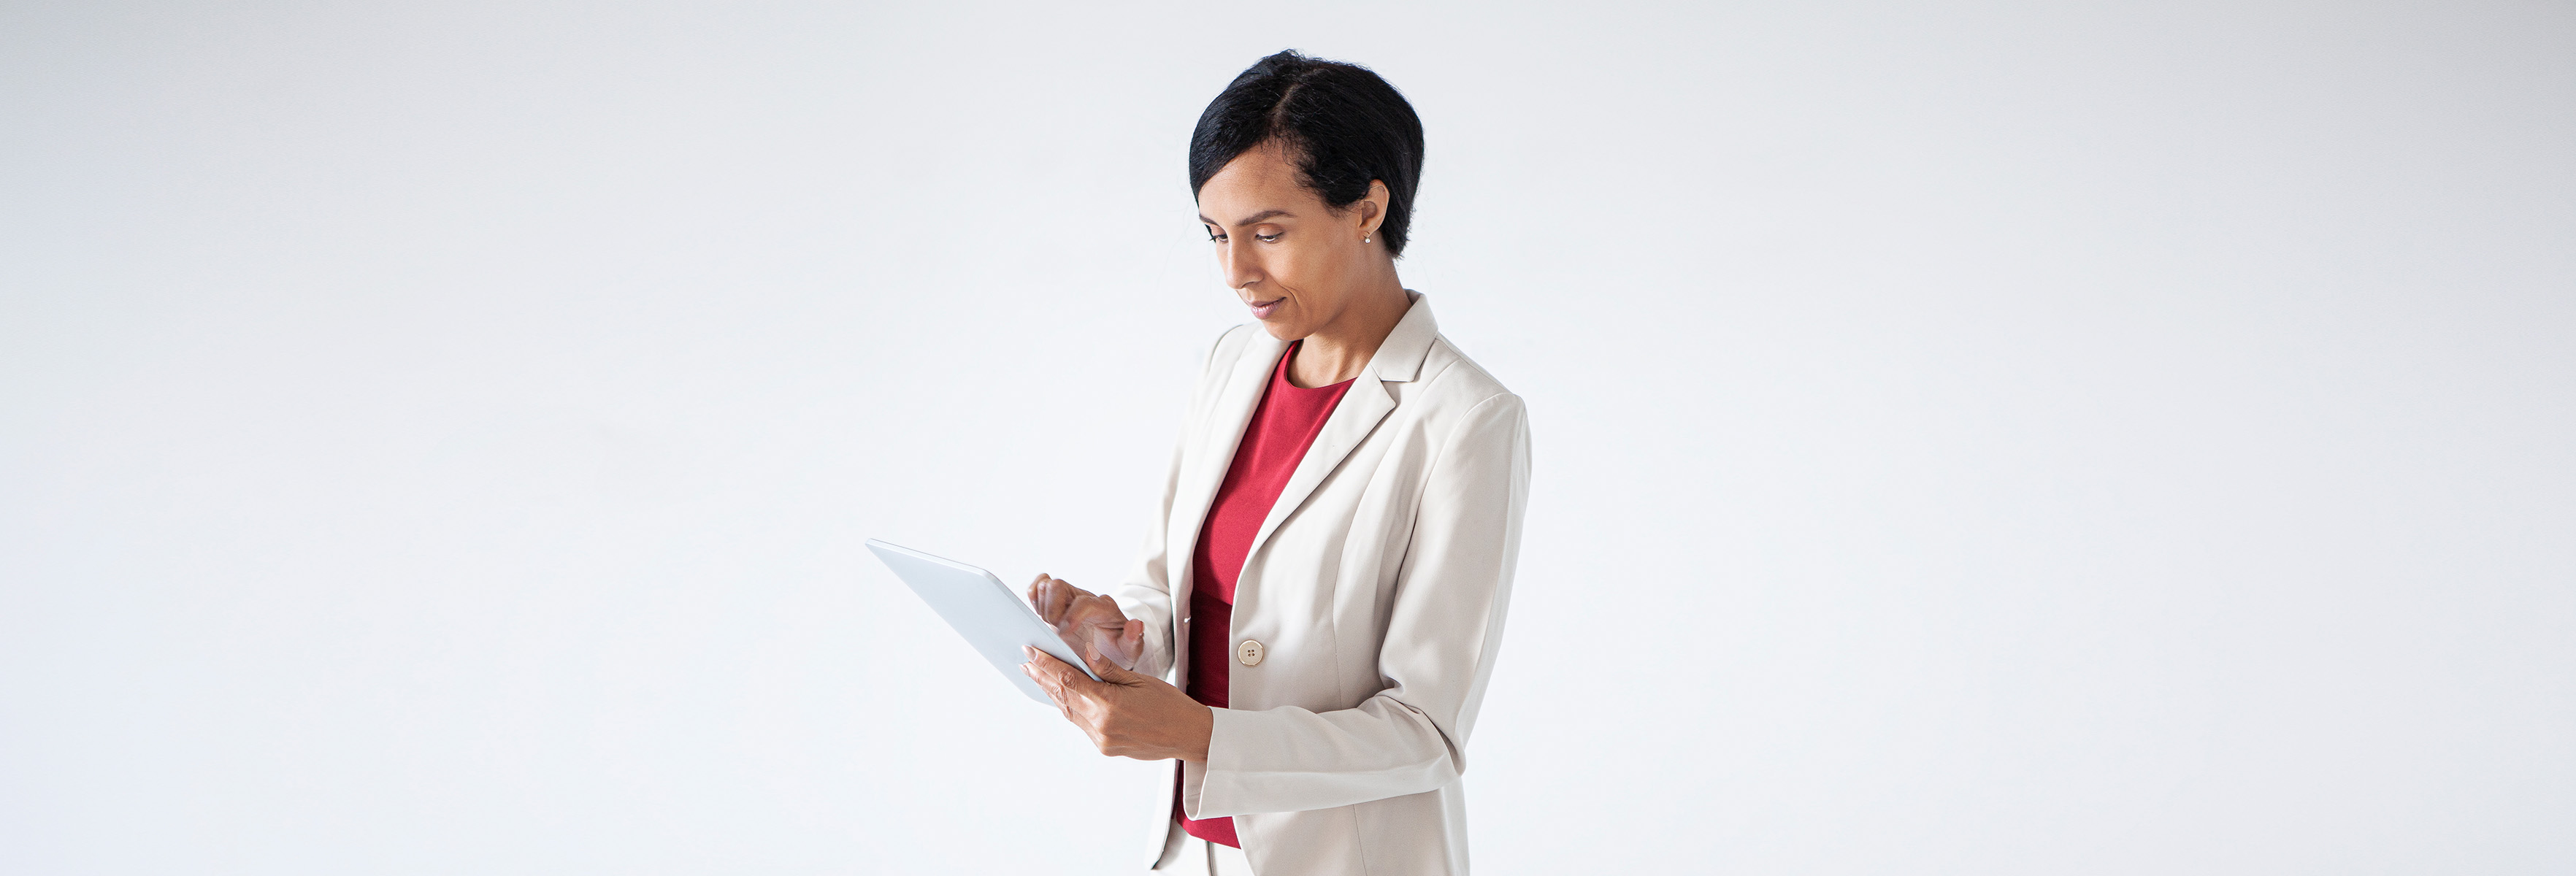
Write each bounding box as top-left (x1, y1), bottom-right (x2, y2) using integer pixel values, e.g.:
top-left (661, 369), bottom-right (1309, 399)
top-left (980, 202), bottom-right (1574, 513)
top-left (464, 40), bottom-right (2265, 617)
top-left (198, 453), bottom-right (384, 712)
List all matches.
top-left (1363, 236), bottom-right (1371, 243)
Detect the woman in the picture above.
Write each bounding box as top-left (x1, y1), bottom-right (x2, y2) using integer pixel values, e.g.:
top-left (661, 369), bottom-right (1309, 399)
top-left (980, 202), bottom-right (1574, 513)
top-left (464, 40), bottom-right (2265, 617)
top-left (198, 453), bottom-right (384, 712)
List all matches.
top-left (1018, 50), bottom-right (1531, 876)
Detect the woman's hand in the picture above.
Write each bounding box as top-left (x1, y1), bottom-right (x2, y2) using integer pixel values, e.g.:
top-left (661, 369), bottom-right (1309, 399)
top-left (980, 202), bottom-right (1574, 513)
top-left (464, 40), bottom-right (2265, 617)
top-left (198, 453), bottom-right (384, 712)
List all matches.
top-left (1027, 575), bottom-right (1143, 670)
top-left (1021, 645), bottom-right (1214, 763)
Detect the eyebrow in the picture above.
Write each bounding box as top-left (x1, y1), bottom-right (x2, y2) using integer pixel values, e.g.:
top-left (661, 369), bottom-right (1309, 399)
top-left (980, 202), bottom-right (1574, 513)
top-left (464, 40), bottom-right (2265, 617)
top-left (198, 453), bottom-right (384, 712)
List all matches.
top-left (1197, 209), bottom-right (1296, 227)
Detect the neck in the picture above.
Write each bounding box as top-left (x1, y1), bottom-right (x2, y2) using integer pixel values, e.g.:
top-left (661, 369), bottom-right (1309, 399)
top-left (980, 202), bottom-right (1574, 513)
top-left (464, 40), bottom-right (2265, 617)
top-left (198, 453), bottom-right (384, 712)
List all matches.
top-left (1288, 268), bottom-right (1409, 388)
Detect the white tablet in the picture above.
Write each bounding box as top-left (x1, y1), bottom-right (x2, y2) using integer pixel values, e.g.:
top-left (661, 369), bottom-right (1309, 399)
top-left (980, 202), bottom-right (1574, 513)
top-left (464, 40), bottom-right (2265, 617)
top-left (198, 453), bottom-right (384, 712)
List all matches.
top-left (865, 539), bottom-right (1103, 704)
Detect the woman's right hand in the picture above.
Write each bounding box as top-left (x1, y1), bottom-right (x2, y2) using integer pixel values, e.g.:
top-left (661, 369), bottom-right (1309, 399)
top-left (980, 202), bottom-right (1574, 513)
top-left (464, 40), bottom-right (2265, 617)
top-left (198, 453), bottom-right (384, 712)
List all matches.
top-left (1027, 574), bottom-right (1143, 671)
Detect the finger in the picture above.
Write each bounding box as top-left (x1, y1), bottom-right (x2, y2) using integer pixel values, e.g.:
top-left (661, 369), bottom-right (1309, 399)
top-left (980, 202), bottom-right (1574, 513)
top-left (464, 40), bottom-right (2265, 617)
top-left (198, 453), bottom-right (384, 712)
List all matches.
top-left (1060, 586), bottom-right (1098, 629)
top-left (1086, 629), bottom-right (1119, 677)
top-left (1019, 648), bottom-right (1059, 702)
top-left (1118, 620), bottom-right (1145, 669)
top-left (1040, 674), bottom-right (1090, 722)
top-left (1028, 669), bottom-right (1074, 720)
top-left (1084, 629), bottom-right (1140, 681)
top-left (1069, 592), bottom-right (1117, 619)
top-left (1023, 644), bottom-right (1090, 689)
top-left (1024, 648), bottom-right (1085, 710)
top-left (1030, 575), bottom-right (1061, 623)
top-left (1033, 577), bottom-right (1061, 622)
top-left (1043, 577), bottom-right (1077, 626)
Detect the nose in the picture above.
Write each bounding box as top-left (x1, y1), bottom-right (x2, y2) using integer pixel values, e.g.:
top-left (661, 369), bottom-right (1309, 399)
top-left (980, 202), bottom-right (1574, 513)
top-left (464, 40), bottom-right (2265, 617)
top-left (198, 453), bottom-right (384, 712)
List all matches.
top-left (1219, 237), bottom-right (1262, 292)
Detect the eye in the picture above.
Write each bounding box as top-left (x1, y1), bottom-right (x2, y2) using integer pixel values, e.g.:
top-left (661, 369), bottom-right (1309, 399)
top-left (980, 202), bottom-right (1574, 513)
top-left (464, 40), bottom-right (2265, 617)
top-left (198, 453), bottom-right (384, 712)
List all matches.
top-left (1205, 228), bottom-right (1227, 242)
top-left (1255, 231), bottom-right (1281, 243)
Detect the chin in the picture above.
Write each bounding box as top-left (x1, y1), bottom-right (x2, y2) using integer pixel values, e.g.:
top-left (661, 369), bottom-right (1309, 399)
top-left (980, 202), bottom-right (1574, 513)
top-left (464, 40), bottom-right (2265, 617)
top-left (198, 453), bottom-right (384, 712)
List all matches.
top-left (1257, 318), bottom-right (1308, 341)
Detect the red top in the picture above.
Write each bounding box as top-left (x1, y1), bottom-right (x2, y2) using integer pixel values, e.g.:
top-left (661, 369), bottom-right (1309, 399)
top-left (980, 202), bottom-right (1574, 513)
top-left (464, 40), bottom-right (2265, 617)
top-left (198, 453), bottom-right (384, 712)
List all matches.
top-left (1176, 340), bottom-right (1354, 848)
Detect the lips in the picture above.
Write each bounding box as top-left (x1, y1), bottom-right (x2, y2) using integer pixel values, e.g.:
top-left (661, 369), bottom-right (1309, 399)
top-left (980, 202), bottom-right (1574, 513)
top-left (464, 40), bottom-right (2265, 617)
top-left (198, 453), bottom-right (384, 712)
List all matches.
top-left (1246, 296), bottom-right (1286, 319)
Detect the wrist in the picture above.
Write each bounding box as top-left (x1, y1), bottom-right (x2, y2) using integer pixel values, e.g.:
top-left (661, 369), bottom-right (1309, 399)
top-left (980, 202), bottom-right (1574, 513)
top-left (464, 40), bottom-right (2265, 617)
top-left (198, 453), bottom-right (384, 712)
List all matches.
top-left (1179, 703), bottom-right (1214, 763)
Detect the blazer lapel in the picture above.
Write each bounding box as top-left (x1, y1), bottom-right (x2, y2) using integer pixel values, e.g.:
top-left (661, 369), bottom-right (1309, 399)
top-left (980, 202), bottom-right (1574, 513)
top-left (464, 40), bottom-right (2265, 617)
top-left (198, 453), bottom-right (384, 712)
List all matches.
top-left (1241, 295), bottom-right (1442, 569)
top-left (1242, 375), bottom-right (1395, 567)
top-left (1168, 330), bottom-right (1284, 607)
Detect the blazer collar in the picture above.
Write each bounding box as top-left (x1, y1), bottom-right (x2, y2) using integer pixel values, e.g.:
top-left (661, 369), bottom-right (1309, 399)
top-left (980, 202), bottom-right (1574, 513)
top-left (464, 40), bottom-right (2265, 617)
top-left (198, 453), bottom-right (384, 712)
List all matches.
top-left (1168, 292), bottom-right (1442, 613)
top-left (1366, 291), bottom-right (1438, 383)
top-left (1239, 292), bottom-right (1438, 590)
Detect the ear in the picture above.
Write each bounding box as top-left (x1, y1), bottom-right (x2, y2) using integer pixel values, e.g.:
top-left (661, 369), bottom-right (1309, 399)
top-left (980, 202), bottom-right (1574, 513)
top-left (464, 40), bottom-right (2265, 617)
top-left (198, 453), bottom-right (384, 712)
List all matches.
top-left (1357, 180), bottom-right (1390, 241)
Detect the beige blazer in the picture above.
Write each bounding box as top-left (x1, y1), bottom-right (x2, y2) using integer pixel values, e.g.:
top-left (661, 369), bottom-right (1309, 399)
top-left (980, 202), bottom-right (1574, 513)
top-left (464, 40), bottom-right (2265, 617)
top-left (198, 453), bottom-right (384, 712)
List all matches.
top-left (1111, 293), bottom-right (1532, 875)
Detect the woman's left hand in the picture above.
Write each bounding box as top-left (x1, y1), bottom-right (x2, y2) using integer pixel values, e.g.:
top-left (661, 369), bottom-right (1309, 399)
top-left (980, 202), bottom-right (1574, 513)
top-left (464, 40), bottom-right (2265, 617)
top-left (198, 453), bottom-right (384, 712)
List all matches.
top-left (1021, 645), bottom-right (1214, 762)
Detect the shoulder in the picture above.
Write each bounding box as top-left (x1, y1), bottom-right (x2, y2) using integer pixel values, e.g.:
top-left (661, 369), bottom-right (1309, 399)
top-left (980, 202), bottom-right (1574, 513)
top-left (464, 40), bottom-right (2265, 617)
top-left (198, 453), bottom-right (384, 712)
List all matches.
top-left (1400, 336), bottom-right (1527, 437)
top-left (1194, 323), bottom-right (1268, 390)
top-left (1414, 337), bottom-right (1519, 412)
top-left (1203, 323), bottom-right (1264, 371)
top-left (1178, 323), bottom-right (1273, 414)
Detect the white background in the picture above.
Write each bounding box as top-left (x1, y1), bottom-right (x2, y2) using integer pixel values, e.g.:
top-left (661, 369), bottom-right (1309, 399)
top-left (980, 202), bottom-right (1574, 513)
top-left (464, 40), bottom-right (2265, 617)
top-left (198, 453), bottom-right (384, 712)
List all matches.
top-left (4, 1), bottom-right (2572, 873)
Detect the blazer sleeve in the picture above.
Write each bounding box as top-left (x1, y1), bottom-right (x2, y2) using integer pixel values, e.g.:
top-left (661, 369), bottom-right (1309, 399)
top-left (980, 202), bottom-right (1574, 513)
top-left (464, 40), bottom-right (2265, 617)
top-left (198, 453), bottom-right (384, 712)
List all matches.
top-left (1108, 429), bottom-right (1184, 680)
top-left (1108, 327), bottom-right (1244, 679)
top-left (1189, 391), bottom-right (1532, 817)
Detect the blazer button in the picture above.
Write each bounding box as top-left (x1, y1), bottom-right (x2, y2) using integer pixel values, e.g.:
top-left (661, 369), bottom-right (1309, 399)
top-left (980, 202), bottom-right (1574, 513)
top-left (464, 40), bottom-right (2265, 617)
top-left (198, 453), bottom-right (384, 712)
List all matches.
top-left (1236, 639), bottom-right (1265, 666)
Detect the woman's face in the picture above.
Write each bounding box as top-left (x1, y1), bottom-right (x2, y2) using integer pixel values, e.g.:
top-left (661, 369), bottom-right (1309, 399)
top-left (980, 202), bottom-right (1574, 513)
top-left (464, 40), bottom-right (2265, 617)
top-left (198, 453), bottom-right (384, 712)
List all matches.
top-left (1197, 144), bottom-right (1386, 341)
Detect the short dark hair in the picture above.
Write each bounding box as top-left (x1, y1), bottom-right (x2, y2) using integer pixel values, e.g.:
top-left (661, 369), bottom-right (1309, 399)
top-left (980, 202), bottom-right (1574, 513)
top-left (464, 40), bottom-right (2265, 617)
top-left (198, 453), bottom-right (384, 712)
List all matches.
top-left (1189, 50), bottom-right (1427, 257)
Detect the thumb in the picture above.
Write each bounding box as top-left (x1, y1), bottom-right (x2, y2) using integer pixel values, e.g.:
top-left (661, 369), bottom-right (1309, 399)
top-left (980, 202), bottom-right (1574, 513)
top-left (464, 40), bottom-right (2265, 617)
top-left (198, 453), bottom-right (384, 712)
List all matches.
top-left (1087, 628), bottom-right (1138, 680)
